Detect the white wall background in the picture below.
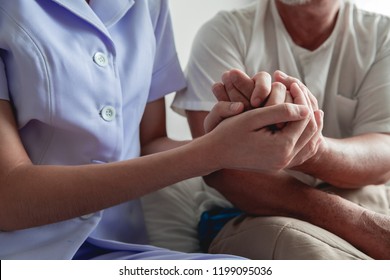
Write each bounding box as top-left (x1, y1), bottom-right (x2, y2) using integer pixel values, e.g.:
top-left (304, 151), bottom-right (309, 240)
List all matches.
top-left (166, 0), bottom-right (390, 140)
top-left (166, 0), bottom-right (254, 140)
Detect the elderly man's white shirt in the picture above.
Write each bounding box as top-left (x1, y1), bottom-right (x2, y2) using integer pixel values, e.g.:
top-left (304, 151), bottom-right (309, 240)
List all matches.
top-left (172, 0), bottom-right (390, 185)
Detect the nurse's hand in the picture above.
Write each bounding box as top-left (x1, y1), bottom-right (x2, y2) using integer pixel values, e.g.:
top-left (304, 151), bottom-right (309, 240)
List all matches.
top-left (204, 84), bottom-right (318, 171)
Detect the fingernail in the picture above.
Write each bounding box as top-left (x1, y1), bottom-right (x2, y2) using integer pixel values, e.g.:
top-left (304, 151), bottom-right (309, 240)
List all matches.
top-left (252, 97), bottom-right (261, 107)
top-left (230, 102), bottom-right (242, 112)
top-left (231, 73), bottom-right (238, 83)
top-left (278, 71), bottom-right (287, 79)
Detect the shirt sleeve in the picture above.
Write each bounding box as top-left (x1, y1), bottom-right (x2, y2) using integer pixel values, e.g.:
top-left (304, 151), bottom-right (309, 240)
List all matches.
top-left (0, 57), bottom-right (9, 101)
top-left (148, 0), bottom-right (186, 102)
top-left (353, 32), bottom-right (390, 136)
top-left (171, 11), bottom-right (247, 115)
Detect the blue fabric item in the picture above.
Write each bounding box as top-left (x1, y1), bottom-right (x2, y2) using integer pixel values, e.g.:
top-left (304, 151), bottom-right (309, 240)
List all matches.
top-left (73, 240), bottom-right (113, 260)
top-left (198, 207), bottom-right (243, 252)
top-left (73, 238), bottom-right (246, 260)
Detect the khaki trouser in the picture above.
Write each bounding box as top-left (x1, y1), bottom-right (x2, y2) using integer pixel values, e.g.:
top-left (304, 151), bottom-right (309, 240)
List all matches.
top-left (142, 178), bottom-right (390, 259)
top-left (209, 185), bottom-right (390, 260)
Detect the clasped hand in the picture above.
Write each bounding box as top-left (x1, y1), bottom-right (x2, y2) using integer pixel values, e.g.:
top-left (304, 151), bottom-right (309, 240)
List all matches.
top-left (204, 69), bottom-right (324, 171)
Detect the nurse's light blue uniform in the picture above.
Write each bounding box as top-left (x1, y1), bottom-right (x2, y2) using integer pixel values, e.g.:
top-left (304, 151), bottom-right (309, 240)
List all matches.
top-left (0, 0), bottom-right (243, 260)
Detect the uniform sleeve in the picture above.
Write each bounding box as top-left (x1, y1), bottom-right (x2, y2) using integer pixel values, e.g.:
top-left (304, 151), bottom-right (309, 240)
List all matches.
top-left (0, 57), bottom-right (9, 101)
top-left (171, 11), bottom-right (248, 115)
top-left (148, 0), bottom-right (186, 102)
top-left (353, 33), bottom-right (390, 136)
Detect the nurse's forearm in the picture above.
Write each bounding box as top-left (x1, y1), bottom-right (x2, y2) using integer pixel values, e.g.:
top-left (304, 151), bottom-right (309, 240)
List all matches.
top-left (294, 133), bottom-right (390, 188)
top-left (141, 137), bottom-right (190, 155)
top-left (0, 137), bottom-right (220, 231)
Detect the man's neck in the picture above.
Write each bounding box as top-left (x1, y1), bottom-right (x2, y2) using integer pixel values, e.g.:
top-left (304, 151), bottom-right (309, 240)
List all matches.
top-left (275, 0), bottom-right (340, 51)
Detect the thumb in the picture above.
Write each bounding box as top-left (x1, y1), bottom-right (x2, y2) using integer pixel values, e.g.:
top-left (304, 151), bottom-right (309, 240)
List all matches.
top-left (204, 101), bottom-right (244, 133)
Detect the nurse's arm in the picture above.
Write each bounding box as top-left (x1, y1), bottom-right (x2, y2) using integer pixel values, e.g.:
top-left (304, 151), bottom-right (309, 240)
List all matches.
top-left (139, 98), bottom-right (190, 155)
top-left (0, 99), bottom-right (310, 231)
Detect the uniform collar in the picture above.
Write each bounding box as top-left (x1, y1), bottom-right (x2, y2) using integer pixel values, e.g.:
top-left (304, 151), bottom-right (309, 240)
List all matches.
top-left (89, 0), bottom-right (135, 27)
top-left (50, 0), bottom-right (134, 32)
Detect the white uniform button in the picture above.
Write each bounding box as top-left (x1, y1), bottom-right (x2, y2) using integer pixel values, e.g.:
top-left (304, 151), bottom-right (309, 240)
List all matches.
top-left (100, 105), bottom-right (116, 122)
top-left (93, 52), bottom-right (108, 67)
top-left (80, 213), bottom-right (94, 220)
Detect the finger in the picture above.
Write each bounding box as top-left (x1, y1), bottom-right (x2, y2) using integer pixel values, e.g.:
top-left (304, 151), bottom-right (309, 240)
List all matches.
top-left (316, 110), bottom-right (324, 133)
top-left (222, 71), bottom-right (251, 109)
top-left (298, 83), bottom-right (319, 111)
top-left (251, 71), bottom-right (272, 107)
top-left (212, 82), bottom-right (230, 102)
top-left (229, 69), bottom-right (255, 101)
top-left (275, 90), bottom-right (293, 129)
top-left (264, 82), bottom-right (288, 130)
top-left (285, 90), bottom-right (293, 103)
top-left (288, 111), bottom-right (319, 156)
top-left (289, 82), bottom-right (311, 108)
top-left (279, 83), bottom-right (313, 143)
top-left (273, 70), bottom-right (303, 89)
top-left (244, 103), bottom-right (309, 131)
top-left (289, 82), bottom-right (314, 116)
top-left (287, 110), bottom-right (324, 168)
top-left (264, 82), bottom-right (287, 107)
top-left (204, 101), bottom-right (244, 133)
top-left (274, 70), bottom-right (319, 111)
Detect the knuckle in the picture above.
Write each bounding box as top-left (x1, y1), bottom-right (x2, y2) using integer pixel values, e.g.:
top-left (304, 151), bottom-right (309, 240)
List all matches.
top-left (258, 71), bottom-right (272, 82)
top-left (308, 118), bottom-right (318, 132)
top-left (272, 82), bottom-right (286, 91)
top-left (257, 83), bottom-right (271, 96)
top-left (282, 103), bottom-right (296, 118)
top-left (306, 141), bottom-right (316, 156)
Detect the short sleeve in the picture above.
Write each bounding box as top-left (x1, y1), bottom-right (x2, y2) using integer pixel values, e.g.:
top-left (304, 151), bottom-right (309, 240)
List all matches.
top-left (148, 0), bottom-right (186, 102)
top-left (0, 57), bottom-right (9, 101)
top-left (172, 11), bottom-right (248, 115)
top-left (353, 37), bottom-right (390, 135)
